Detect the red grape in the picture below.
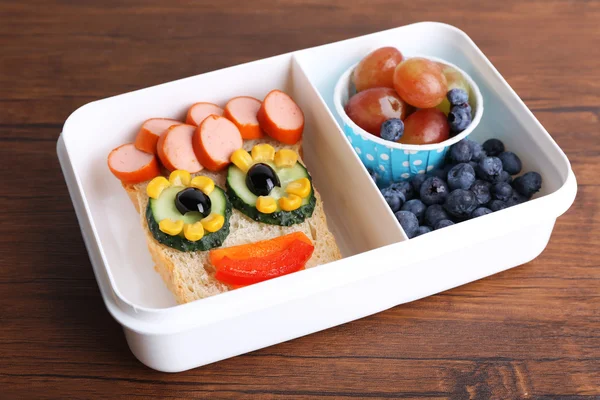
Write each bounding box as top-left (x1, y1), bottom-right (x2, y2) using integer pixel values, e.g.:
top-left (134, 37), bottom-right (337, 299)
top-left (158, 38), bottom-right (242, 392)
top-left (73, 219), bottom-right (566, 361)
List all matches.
top-left (345, 88), bottom-right (409, 136)
top-left (393, 58), bottom-right (447, 108)
top-left (399, 108), bottom-right (449, 145)
top-left (353, 47), bottom-right (404, 92)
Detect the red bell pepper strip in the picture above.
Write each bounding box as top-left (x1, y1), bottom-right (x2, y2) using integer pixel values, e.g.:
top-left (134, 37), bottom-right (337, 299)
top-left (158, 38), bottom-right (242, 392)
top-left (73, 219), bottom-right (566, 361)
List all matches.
top-left (210, 232), bottom-right (314, 286)
top-left (210, 231), bottom-right (312, 263)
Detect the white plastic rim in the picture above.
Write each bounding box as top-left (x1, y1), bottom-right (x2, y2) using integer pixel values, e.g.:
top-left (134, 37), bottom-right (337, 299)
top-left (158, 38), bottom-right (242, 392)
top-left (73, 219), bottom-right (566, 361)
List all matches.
top-left (333, 55), bottom-right (484, 151)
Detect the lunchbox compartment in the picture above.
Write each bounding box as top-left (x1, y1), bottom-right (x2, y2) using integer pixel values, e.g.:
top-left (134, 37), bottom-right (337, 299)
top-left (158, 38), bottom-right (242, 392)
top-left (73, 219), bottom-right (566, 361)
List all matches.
top-left (294, 22), bottom-right (575, 239)
top-left (61, 52), bottom-right (404, 311)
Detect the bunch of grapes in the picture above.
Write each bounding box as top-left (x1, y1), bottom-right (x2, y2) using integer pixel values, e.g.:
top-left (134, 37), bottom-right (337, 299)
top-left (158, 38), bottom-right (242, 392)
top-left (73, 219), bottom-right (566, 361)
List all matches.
top-left (346, 47), bottom-right (473, 145)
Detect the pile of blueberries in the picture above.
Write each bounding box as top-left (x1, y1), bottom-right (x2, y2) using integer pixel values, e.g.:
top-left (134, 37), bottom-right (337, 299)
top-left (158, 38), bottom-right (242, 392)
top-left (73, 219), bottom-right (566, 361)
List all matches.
top-left (378, 137), bottom-right (543, 238)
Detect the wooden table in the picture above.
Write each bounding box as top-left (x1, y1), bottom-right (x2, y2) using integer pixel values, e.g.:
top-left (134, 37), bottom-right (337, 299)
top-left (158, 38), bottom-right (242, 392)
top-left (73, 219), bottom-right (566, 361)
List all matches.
top-left (1, 1), bottom-right (598, 398)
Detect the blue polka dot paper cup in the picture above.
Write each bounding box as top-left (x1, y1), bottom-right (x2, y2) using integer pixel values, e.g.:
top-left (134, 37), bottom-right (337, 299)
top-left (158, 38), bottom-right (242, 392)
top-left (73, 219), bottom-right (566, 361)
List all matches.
top-left (333, 56), bottom-right (483, 187)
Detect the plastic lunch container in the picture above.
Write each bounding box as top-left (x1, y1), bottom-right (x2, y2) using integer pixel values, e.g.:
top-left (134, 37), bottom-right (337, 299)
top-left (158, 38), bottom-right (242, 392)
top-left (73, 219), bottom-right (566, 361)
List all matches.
top-left (334, 57), bottom-right (483, 186)
top-left (57, 22), bottom-right (577, 372)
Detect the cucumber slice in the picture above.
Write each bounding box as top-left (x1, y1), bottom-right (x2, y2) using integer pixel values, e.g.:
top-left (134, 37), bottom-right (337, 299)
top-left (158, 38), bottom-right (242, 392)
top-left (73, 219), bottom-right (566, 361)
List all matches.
top-left (147, 185), bottom-right (231, 252)
top-left (226, 162), bottom-right (316, 226)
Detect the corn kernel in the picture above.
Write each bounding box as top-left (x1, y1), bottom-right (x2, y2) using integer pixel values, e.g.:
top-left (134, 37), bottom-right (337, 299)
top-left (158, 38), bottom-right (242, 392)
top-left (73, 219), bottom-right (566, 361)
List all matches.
top-left (278, 194), bottom-right (302, 211)
top-left (251, 144), bottom-right (275, 162)
top-left (230, 149), bottom-right (253, 173)
top-left (146, 176), bottom-right (171, 199)
top-left (201, 213), bottom-right (225, 232)
top-left (190, 176), bottom-right (215, 195)
top-left (274, 149), bottom-right (298, 168)
top-left (183, 221), bottom-right (204, 241)
top-left (159, 219), bottom-right (184, 236)
top-left (256, 196), bottom-right (277, 214)
top-left (285, 178), bottom-right (311, 198)
top-left (169, 170), bottom-right (191, 186)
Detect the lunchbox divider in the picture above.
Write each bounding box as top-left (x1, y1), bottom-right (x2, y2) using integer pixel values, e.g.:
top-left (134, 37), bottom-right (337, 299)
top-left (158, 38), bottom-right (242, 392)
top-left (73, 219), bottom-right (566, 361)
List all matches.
top-left (291, 55), bottom-right (410, 243)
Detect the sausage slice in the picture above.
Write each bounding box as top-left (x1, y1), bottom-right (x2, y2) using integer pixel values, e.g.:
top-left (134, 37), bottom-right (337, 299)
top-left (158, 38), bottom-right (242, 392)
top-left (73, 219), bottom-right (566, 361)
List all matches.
top-left (257, 90), bottom-right (304, 145)
top-left (134, 118), bottom-right (181, 154)
top-left (185, 102), bottom-right (224, 126)
top-left (157, 124), bottom-right (203, 173)
top-left (107, 143), bottom-right (160, 184)
top-left (192, 115), bottom-right (242, 171)
top-left (223, 96), bottom-right (263, 139)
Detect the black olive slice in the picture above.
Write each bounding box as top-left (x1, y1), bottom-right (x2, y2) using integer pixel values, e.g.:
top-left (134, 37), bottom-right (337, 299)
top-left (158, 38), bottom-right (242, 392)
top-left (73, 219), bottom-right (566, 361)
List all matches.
top-left (175, 187), bottom-right (212, 217)
top-left (246, 163), bottom-right (281, 196)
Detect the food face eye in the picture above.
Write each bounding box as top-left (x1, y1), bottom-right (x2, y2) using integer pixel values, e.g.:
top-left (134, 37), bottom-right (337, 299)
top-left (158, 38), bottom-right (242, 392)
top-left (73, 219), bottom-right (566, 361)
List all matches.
top-left (245, 163), bottom-right (281, 196)
top-left (175, 187), bottom-right (212, 217)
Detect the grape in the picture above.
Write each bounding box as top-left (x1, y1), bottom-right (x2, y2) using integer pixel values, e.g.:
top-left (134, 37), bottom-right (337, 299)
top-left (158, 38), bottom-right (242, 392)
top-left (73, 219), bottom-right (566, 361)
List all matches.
top-left (345, 88), bottom-right (410, 136)
top-left (436, 64), bottom-right (469, 115)
top-left (399, 109), bottom-right (449, 145)
top-left (353, 47), bottom-right (404, 92)
top-left (393, 58), bottom-right (447, 108)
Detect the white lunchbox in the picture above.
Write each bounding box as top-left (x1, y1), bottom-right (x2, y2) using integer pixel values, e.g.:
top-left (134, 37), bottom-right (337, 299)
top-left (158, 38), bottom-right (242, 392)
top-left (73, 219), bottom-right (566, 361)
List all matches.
top-left (57, 22), bottom-right (577, 372)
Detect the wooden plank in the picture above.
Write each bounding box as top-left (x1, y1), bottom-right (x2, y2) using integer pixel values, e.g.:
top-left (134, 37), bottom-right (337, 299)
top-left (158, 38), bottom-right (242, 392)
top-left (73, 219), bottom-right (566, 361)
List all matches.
top-left (0, 0), bottom-right (598, 398)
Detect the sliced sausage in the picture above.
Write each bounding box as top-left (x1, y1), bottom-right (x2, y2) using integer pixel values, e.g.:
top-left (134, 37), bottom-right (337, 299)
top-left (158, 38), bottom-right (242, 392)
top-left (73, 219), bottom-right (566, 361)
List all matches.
top-left (192, 115), bottom-right (242, 171)
top-left (185, 102), bottom-right (224, 126)
top-left (107, 143), bottom-right (160, 184)
top-left (157, 124), bottom-right (203, 173)
top-left (134, 118), bottom-right (181, 154)
top-left (223, 96), bottom-right (263, 139)
top-left (257, 90), bottom-right (304, 145)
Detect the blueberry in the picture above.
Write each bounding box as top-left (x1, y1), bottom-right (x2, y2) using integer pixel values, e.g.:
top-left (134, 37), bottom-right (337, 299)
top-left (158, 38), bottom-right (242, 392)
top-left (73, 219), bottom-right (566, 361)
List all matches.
top-left (415, 225), bottom-right (432, 237)
top-left (506, 191), bottom-right (528, 207)
top-left (466, 139), bottom-right (486, 161)
top-left (447, 88), bottom-right (469, 106)
top-left (470, 179), bottom-right (492, 205)
top-left (401, 199), bottom-right (427, 224)
top-left (498, 151), bottom-right (522, 175)
top-left (468, 160), bottom-right (478, 170)
top-left (383, 191), bottom-right (404, 212)
top-left (482, 138), bottom-right (505, 157)
top-left (513, 171), bottom-right (542, 199)
top-left (395, 210), bottom-right (419, 238)
top-left (449, 140), bottom-right (472, 163)
top-left (435, 219), bottom-right (455, 230)
top-left (491, 182), bottom-right (513, 202)
top-left (447, 163), bottom-right (476, 190)
top-left (419, 177), bottom-right (449, 205)
top-left (471, 207), bottom-right (492, 218)
top-left (389, 181), bottom-right (414, 200)
top-left (381, 186), bottom-right (406, 212)
top-left (380, 118), bottom-right (404, 142)
top-left (410, 173), bottom-right (428, 193)
top-left (490, 170), bottom-right (513, 184)
top-left (448, 105), bottom-right (472, 133)
top-left (488, 199), bottom-right (508, 212)
top-left (444, 189), bottom-right (479, 219)
top-left (476, 156), bottom-right (503, 182)
top-left (425, 204), bottom-right (450, 227)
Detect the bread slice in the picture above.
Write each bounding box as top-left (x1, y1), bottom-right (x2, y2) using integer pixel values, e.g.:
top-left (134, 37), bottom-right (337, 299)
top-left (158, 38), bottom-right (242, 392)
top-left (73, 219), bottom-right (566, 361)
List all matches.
top-left (126, 139), bottom-right (342, 304)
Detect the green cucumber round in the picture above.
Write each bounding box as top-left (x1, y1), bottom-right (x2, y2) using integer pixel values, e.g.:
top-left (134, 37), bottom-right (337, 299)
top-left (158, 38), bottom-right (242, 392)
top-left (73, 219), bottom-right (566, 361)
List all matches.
top-left (226, 161), bottom-right (316, 226)
top-left (147, 185), bottom-right (231, 252)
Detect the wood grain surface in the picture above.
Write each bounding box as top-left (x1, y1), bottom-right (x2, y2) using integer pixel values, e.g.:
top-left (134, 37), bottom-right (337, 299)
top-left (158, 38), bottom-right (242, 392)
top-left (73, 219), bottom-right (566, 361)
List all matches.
top-left (1, 1), bottom-right (598, 399)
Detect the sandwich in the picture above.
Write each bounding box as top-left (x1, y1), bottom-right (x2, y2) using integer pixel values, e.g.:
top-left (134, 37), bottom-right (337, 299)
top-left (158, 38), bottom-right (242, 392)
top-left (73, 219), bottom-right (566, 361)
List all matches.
top-left (107, 90), bottom-right (341, 304)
